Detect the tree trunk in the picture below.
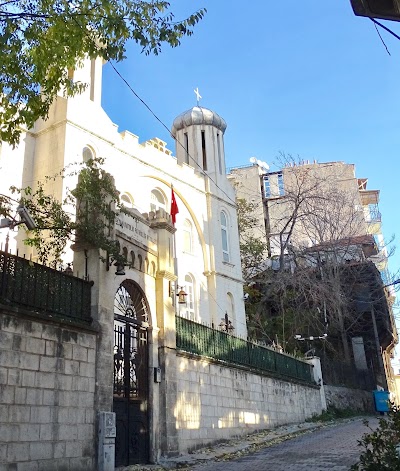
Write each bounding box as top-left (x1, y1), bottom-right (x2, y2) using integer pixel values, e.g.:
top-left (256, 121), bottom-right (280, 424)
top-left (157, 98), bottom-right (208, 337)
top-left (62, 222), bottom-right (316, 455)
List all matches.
top-left (338, 307), bottom-right (351, 362)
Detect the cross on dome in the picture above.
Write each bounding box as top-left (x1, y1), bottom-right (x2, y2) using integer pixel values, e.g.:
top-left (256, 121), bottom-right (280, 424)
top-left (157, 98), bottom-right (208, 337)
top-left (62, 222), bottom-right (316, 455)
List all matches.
top-left (194, 87), bottom-right (202, 105)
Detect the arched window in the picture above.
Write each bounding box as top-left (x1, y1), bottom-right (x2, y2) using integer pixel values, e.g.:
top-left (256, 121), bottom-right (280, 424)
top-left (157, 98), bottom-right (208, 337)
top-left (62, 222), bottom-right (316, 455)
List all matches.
top-left (130, 251), bottom-right (135, 269)
top-left (221, 211), bottom-right (230, 262)
top-left (183, 219), bottom-right (193, 254)
top-left (150, 189), bottom-right (166, 213)
top-left (227, 292), bottom-right (235, 327)
top-left (121, 193), bottom-right (134, 209)
top-left (82, 146), bottom-right (94, 162)
top-left (138, 254), bottom-right (143, 271)
top-left (184, 274), bottom-right (196, 321)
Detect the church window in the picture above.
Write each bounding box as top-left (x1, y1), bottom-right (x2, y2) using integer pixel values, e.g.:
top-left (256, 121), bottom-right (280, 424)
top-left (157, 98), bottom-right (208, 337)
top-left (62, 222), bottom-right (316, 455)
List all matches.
top-left (201, 130), bottom-right (207, 170)
top-left (82, 146), bottom-right (94, 162)
top-left (130, 251), bottom-right (135, 269)
top-left (121, 193), bottom-right (134, 208)
top-left (227, 292), bottom-right (235, 328)
top-left (184, 132), bottom-right (189, 164)
top-left (183, 219), bottom-right (193, 254)
top-left (150, 189), bottom-right (166, 213)
top-left (217, 133), bottom-right (223, 174)
top-left (138, 254), bottom-right (143, 271)
top-left (221, 211), bottom-right (230, 262)
top-left (184, 274), bottom-right (196, 321)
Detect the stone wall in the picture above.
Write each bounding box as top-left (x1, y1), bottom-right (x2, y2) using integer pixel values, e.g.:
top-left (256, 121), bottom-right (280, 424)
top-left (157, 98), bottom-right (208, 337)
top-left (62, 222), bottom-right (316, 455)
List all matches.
top-left (0, 308), bottom-right (97, 471)
top-left (174, 353), bottom-right (323, 453)
top-left (324, 385), bottom-right (374, 413)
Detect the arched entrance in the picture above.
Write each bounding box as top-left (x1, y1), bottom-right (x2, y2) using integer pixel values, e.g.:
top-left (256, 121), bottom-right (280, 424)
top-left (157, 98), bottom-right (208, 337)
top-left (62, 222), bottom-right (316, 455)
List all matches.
top-left (113, 280), bottom-right (150, 466)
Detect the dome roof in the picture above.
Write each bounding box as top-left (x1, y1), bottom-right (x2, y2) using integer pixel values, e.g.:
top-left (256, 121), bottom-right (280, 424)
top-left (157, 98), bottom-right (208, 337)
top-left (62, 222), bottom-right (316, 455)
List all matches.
top-left (171, 106), bottom-right (227, 137)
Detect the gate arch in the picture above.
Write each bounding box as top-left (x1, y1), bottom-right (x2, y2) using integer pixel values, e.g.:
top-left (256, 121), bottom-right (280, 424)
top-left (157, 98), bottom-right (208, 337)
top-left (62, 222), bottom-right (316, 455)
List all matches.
top-left (113, 279), bottom-right (150, 466)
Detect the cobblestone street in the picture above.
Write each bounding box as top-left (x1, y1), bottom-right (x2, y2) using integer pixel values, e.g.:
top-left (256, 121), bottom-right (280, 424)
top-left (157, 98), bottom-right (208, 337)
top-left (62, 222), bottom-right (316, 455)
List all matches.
top-left (186, 417), bottom-right (379, 471)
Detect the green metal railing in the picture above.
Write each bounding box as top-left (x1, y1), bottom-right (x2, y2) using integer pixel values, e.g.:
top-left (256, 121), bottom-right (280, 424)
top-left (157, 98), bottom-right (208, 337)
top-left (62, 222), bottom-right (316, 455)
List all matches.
top-left (176, 316), bottom-right (314, 384)
top-left (0, 250), bottom-right (92, 325)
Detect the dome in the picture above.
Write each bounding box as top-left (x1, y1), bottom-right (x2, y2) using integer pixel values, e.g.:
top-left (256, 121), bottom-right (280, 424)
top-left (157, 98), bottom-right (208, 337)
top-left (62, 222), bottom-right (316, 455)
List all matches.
top-left (171, 106), bottom-right (227, 137)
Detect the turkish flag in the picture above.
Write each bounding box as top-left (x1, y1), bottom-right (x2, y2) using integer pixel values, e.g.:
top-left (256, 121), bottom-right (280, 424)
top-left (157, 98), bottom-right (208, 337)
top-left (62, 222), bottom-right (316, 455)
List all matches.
top-left (171, 187), bottom-right (179, 225)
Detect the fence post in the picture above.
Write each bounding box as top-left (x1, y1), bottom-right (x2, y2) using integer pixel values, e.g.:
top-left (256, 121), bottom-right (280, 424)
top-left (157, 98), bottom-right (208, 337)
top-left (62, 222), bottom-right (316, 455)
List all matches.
top-left (306, 357), bottom-right (327, 412)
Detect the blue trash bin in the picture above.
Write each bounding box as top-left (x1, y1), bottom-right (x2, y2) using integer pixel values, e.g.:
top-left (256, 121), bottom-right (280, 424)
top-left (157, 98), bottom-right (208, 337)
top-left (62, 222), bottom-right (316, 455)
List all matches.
top-left (373, 390), bottom-right (390, 413)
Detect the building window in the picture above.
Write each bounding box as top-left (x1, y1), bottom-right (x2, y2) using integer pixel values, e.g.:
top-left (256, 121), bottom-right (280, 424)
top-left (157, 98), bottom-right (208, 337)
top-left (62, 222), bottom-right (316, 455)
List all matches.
top-left (183, 219), bottom-right (193, 253)
top-left (184, 132), bottom-right (189, 164)
top-left (150, 189), bottom-right (166, 213)
top-left (82, 146), bottom-right (94, 162)
top-left (184, 274), bottom-right (196, 321)
top-left (263, 176), bottom-right (271, 198)
top-left (221, 211), bottom-right (230, 262)
top-left (227, 292), bottom-right (235, 328)
top-left (277, 172), bottom-right (285, 196)
top-left (201, 130), bottom-right (207, 170)
top-left (121, 193), bottom-right (134, 209)
top-left (217, 133), bottom-right (222, 174)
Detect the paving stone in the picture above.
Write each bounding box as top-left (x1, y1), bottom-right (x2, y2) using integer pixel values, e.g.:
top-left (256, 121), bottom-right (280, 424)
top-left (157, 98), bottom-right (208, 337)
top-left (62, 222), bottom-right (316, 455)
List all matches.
top-left (116, 417), bottom-right (379, 471)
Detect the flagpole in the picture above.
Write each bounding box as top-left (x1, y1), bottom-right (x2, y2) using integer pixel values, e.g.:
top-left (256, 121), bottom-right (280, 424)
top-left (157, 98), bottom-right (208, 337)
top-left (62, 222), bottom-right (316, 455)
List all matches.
top-left (171, 184), bottom-right (179, 313)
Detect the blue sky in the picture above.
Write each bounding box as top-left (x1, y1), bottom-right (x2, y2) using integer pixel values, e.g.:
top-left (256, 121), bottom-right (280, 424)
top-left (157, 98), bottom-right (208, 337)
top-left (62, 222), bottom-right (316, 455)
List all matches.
top-left (101, 1), bottom-right (400, 287)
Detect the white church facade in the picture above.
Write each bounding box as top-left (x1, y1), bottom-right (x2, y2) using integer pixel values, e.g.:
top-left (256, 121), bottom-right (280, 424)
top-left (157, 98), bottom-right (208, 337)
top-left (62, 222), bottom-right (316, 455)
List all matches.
top-left (1, 57), bottom-right (246, 337)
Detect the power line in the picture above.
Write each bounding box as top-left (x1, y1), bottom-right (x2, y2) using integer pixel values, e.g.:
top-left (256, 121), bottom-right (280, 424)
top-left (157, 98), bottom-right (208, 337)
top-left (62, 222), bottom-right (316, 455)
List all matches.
top-left (107, 59), bottom-right (237, 206)
top-left (67, 15), bottom-right (239, 207)
top-left (370, 18), bottom-right (400, 42)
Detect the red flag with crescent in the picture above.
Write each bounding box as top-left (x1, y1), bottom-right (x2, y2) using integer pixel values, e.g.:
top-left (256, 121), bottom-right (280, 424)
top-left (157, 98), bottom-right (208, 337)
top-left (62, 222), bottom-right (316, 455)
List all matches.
top-left (171, 187), bottom-right (179, 225)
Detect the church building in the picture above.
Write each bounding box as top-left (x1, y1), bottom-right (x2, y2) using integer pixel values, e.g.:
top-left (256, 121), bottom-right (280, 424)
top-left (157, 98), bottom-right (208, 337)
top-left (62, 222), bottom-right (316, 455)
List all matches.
top-left (0, 57), bottom-right (249, 468)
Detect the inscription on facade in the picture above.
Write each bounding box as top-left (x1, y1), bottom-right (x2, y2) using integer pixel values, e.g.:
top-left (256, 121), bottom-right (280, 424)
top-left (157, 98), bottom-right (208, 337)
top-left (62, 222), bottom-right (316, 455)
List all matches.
top-left (115, 214), bottom-right (157, 250)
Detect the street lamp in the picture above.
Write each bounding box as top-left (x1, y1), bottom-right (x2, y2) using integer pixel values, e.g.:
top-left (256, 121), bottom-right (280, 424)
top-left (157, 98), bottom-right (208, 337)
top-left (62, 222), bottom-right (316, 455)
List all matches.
top-left (219, 312), bottom-right (234, 333)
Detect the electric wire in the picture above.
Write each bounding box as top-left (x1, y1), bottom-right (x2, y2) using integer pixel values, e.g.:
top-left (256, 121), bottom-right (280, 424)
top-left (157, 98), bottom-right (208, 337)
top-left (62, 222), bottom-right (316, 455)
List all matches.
top-left (67, 13), bottom-right (238, 207)
top-left (107, 58), bottom-right (237, 206)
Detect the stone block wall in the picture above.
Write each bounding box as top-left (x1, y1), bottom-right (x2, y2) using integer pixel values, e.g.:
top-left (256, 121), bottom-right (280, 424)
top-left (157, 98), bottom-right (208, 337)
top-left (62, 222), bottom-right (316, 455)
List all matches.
top-left (324, 385), bottom-right (374, 413)
top-left (174, 353), bottom-right (323, 453)
top-left (0, 309), bottom-right (97, 471)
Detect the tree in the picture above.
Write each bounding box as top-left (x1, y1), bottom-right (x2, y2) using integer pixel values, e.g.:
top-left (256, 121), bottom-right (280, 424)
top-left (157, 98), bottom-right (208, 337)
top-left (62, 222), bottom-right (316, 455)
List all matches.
top-left (237, 155), bottom-right (394, 363)
top-left (236, 198), bottom-right (267, 282)
top-left (0, 0), bottom-right (206, 145)
top-left (8, 158), bottom-right (127, 265)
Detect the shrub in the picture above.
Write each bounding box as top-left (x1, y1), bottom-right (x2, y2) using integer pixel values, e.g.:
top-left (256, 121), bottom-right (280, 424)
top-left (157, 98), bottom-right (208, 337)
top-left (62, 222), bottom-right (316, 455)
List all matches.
top-left (306, 406), bottom-right (363, 423)
top-left (351, 404), bottom-right (400, 470)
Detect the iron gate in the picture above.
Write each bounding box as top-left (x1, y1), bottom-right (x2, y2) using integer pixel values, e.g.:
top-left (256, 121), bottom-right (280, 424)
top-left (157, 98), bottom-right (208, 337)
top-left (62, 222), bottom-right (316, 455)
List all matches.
top-left (113, 280), bottom-right (149, 466)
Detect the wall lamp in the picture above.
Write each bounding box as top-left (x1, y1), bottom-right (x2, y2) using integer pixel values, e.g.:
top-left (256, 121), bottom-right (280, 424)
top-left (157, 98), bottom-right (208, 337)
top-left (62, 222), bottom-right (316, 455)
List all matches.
top-left (176, 285), bottom-right (187, 304)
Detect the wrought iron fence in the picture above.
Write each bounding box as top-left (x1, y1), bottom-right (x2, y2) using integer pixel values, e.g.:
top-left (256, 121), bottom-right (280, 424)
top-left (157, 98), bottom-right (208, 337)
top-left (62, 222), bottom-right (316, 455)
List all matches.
top-left (176, 316), bottom-right (314, 384)
top-left (0, 250), bottom-right (92, 324)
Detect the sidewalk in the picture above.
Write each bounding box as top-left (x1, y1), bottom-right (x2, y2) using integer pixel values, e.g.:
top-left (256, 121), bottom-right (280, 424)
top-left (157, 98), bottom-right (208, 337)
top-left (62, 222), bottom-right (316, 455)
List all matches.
top-left (118, 416), bottom-right (370, 471)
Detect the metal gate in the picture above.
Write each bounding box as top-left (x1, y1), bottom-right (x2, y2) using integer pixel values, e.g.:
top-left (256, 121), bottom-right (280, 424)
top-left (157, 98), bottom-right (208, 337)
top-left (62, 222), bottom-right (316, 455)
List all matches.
top-left (113, 280), bottom-right (150, 466)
